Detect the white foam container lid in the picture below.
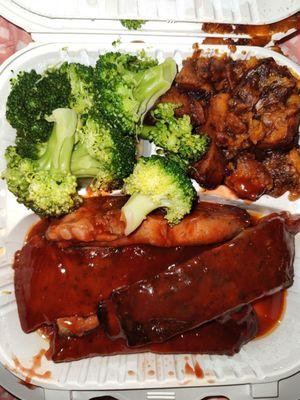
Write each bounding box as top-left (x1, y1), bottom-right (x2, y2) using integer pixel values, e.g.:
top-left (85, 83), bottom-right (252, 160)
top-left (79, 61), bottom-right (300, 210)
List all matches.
top-left (0, 0), bottom-right (300, 44)
top-left (0, 41), bottom-right (300, 400)
top-left (2, 0), bottom-right (300, 25)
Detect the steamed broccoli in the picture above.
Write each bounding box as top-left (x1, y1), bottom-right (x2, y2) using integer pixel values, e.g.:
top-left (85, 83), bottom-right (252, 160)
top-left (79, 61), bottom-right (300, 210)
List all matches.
top-left (71, 112), bottom-right (136, 190)
top-left (6, 68), bottom-right (71, 158)
top-left (6, 63), bottom-right (95, 159)
top-left (2, 108), bottom-right (82, 217)
top-left (139, 103), bottom-right (210, 163)
top-left (122, 155), bottom-right (197, 235)
top-left (120, 19), bottom-right (147, 30)
top-left (94, 52), bottom-right (177, 135)
top-left (61, 62), bottom-right (95, 116)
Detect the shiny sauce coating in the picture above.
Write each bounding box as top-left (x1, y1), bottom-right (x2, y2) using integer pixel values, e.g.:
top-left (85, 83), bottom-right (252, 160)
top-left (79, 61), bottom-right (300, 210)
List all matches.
top-left (15, 217), bottom-right (286, 360)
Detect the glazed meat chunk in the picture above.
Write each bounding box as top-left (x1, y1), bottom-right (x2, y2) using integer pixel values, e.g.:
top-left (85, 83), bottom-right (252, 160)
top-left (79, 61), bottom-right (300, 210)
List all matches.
top-left (176, 55), bottom-right (233, 93)
top-left (191, 140), bottom-right (226, 188)
top-left (263, 148), bottom-right (300, 200)
top-left (159, 87), bottom-right (206, 126)
top-left (226, 154), bottom-right (273, 200)
top-left (204, 93), bottom-right (250, 158)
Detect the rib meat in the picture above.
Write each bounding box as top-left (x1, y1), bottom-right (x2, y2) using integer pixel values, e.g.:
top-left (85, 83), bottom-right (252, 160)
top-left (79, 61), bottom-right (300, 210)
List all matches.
top-left (14, 233), bottom-right (200, 333)
top-left (99, 213), bottom-right (297, 346)
top-left (51, 306), bottom-right (258, 362)
top-left (46, 197), bottom-right (251, 247)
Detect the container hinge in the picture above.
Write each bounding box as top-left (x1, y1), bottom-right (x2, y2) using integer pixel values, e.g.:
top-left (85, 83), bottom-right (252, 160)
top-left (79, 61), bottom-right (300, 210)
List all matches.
top-left (251, 381), bottom-right (279, 398)
top-left (147, 391), bottom-right (176, 400)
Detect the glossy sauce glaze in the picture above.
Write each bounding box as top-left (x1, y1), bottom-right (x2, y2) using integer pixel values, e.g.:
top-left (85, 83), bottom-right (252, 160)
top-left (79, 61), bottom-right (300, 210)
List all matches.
top-left (14, 219), bottom-right (204, 332)
top-left (17, 217), bottom-right (287, 361)
top-left (50, 305), bottom-right (258, 362)
top-left (99, 214), bottom-right (294, 346)
top-left (254, 290), bottom-right (286, 338)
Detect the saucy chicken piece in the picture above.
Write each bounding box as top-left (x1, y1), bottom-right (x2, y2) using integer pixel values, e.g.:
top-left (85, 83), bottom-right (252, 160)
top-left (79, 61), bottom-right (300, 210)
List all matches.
top-left (249, 103), bottom-right (300, 150)
top-left (176, 57), bottom-right (213, 92)
top-left (99, 213), bottom-right (297, 346)
top-left (204, 93), bottom-right (250, 159)
top-left (158, 87), bottom-right (206, 126)
top-left (176, 55), bottom-right (233, 93)
top-left (226, 154), bottom-right (273, 200)
top-left (233, 58), bottom-right (296, 111)
top-left (263, 148), bottom-right (300, 199)
top-left (233, 59), bottom-right (299, 151)
top-left (190, 140), bottom-right (226, 188)
top-left (46, 197), bottom-right (251, 247)
top-left (51, 306), bottom-right (258, 362)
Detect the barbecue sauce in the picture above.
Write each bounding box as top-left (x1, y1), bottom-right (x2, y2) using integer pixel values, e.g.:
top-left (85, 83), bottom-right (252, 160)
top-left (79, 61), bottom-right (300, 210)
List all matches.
top-left (17, 218), bottom-right (286, 362)
top-left (202, 12), bottom-right (300, 46)
top-left (15, 219), bottom-right (204, 332)
top-left (253, 291), bottom-right (286, 338)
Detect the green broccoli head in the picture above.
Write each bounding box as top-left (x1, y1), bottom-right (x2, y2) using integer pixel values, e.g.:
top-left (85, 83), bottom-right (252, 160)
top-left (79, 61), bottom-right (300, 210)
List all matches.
top-left (61, 62), bottom-right (95, 115)
top-left (94, 52), bottom-right (177, 135)
top-left (27, 170), bottom-right (81, 217)
top-left (120, 19), bottom-right (147, 30)
top-left (71, 112), bottom-right (136, 191)
top-left (6, 68), bottom-right (71, 159)
top-left (122, 155), bottom-right (197, 235)
top-left (2, 108), bottom-right (82, 217)
top-left (140, 103), bottom-right (210, 163)
top-left (3, 146), bottom-right (36, 206)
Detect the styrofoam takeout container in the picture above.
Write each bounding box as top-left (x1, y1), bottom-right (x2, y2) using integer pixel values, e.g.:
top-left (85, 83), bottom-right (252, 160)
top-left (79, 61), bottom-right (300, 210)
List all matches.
top-left (0, 1), bottom-right (300, 399)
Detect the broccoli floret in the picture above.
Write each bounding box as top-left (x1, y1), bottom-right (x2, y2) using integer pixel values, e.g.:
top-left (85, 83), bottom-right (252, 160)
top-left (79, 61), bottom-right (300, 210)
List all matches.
top-left (6, 68), bottom-right (71, 159)
top-left (71, 112), bottom-right (136, 190)
top-left (2, 108), bottom-right (82, 217)
top-left (122, 155), bottom-right (196, 235)
top-left (94, 52), bottom-right (177, 135)
top-left (6, 63), bottom-right (95, 159)
top-left (120, 19), bottom-right (147, 30)
top-left (139, 103), bottom-right (210, 163)
top-left (61, 62), bottom-right (95, 116)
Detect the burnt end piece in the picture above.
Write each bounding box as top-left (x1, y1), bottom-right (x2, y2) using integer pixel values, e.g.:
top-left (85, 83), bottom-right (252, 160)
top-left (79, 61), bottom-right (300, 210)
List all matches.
top-left (99, 214), bottom-right (295, 347)
top-left (190, 140), bottom-right (226, 189)
top-left (263, 148), bottom-right (300, 199)
top-left (51, 305), bottom-right (258, 362)
top-left (159, 87), bottom-right (206, 126)
top-left (226, 154), bottom-right (273, 200)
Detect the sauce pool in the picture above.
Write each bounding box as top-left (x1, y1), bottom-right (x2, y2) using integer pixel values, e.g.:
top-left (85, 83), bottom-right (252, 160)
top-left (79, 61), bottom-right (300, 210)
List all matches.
top-left (253, 290), bottom-right (286, 338)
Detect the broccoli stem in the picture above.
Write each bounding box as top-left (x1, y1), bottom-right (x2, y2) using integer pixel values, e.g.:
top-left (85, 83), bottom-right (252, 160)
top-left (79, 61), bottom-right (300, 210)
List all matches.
top-left (138, 125), bottom-right (152, 140)
top-left (38, 108), bottom-right (77, 172)
top-left (135, 58), bottom-right (177, 121)
top-left (122, 193), bottom-right (159, 235)
top-left (71, 143), bottom-right (101, 178)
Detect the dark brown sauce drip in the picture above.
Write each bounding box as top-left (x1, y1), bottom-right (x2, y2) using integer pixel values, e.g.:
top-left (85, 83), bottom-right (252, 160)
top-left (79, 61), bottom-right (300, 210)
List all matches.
top-left (11, 350), bottom-right (51, 384)
top-left (202, 12), bottom-right (300, 46)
